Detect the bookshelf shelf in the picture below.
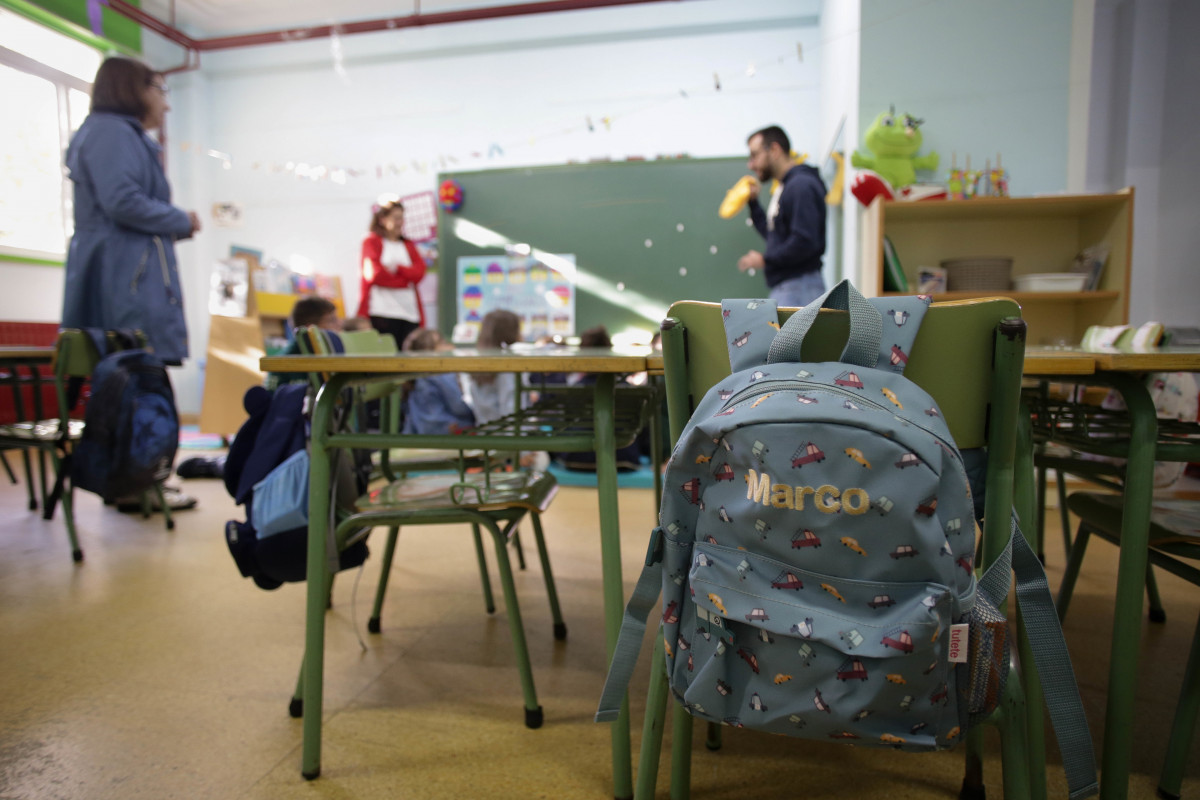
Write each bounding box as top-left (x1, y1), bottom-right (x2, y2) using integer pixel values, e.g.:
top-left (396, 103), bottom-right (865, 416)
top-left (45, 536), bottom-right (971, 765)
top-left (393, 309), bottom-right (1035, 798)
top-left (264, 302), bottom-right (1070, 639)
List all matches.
top-left (860, 189), bottom-right (1133, 345)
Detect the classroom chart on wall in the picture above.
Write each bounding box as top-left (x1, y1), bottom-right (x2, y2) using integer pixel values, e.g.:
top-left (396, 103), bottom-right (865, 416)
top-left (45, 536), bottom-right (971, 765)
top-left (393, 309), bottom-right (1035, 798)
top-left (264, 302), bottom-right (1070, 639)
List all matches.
top-left (456, 254), bottom-right (576, 341)
top-left (436, 158), bottom-right (772, 340)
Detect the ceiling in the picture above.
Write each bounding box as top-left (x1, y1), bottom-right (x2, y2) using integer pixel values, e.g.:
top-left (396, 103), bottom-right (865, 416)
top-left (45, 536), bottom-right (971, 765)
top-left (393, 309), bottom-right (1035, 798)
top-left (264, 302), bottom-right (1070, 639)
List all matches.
top-left (137, 0), bottom-right (667, 40)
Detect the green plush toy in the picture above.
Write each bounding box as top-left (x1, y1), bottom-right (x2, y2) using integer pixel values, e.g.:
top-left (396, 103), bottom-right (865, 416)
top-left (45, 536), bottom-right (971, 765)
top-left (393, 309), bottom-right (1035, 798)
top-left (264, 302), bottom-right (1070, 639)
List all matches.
top-left (851, 107), bottom-right (939, 189)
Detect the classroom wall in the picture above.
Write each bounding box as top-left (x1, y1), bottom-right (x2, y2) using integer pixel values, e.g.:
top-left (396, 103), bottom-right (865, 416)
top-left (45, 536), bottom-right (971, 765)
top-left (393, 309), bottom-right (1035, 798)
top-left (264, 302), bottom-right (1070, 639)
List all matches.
top-left (818, 0), bottom-right (861, 286)
top-left (159, 0), bottom-right (821, 413)
top-left (1152, 0), bottom-right (1200, 328)
top-left (857, 0), bottom-right (1073, 198)
top-left (1084, 0), bottom-right (1199, 327)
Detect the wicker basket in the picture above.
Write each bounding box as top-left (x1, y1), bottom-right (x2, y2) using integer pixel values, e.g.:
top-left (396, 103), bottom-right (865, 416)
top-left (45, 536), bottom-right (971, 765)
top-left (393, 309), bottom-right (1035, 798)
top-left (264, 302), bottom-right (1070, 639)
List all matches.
top-left (941, 257), bottom-right (1013, 291)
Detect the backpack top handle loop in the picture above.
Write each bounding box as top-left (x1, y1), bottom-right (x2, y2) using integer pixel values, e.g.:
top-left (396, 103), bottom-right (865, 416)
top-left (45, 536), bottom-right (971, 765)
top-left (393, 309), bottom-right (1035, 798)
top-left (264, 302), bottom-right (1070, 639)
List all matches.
top-left (767, 279), bottom-right (882, 368)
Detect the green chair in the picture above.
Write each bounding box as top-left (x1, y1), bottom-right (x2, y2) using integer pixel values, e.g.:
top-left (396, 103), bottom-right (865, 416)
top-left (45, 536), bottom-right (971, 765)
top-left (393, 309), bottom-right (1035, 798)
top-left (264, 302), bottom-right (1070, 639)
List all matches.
top-left (0, 329), bottom-right (176, 562)
top-left (289, 325), bottom-right (566, 729)
top-left (293, 325), bottom-right (519, 613)
top-left (1056, 492), bottom-right (1200, 800)
top-left (0, 354), bottom-right (55, 512)
top-left (634, 297), bottom-right (1049, 799)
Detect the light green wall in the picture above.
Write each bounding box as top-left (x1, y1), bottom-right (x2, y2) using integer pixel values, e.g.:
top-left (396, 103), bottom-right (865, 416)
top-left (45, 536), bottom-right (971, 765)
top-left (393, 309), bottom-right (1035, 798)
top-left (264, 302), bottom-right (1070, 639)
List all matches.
top-left (859, 0), bottom-right (1073, 196)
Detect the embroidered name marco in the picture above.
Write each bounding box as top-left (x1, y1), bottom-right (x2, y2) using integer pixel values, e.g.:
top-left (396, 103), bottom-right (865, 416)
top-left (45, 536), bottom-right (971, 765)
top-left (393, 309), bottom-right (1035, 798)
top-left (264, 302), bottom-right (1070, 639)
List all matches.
top-left (744, 469), bottom-right (870, 515)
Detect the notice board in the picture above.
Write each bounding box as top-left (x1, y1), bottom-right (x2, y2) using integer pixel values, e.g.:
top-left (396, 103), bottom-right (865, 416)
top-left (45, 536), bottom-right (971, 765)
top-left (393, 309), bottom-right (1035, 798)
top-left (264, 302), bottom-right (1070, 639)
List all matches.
top-left (436, 158), bottom-right (770, 339)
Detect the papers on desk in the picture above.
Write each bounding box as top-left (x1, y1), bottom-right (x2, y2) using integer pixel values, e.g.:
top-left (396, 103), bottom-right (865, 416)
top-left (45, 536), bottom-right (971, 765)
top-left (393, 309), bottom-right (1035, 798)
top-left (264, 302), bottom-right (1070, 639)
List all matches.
top-left (1147, 500), bottom-right (1200, 545)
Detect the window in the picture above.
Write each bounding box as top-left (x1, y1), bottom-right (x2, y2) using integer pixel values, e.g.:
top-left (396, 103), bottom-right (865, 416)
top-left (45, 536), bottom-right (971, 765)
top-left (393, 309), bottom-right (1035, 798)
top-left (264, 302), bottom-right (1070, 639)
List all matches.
top-left (0, 8), bottom-right (102, 263)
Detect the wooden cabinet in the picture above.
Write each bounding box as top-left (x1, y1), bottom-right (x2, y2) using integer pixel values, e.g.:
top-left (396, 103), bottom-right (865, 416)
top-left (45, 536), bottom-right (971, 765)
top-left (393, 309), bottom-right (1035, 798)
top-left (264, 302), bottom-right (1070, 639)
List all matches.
top-left (858, 188), bottom-right (1133, 345)
top-left (199, 262), bottom-right (344, 435)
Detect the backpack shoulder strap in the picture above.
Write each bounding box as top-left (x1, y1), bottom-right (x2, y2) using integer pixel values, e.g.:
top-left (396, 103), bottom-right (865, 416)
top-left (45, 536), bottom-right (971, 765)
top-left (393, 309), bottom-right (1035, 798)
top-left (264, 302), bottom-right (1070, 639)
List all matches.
top-left (980, 511), bottom-right (1099, 800)
top-left (722, 299), bottom-right (779, 372)
top-left (866, 294), bottom-right (931, 374)
top-left (596, 528), bottom-right (665, 722)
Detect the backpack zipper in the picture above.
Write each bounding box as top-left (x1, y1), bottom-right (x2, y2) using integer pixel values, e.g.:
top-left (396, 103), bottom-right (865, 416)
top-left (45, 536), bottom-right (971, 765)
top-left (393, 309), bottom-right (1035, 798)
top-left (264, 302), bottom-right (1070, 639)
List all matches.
top-left (722, 378), bottom-right (961, 461)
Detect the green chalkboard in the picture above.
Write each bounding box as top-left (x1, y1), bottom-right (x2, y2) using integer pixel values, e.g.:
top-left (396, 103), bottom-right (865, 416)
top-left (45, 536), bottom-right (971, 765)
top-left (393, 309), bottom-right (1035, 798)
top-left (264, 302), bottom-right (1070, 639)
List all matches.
top-left (435, 158), bottom-right (771, 340)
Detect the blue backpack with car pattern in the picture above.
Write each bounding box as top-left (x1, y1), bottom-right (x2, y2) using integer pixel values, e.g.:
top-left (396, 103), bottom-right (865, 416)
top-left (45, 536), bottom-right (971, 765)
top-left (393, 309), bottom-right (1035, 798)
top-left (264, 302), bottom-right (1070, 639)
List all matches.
top-left (597, 282), bottom-right (1097, 799)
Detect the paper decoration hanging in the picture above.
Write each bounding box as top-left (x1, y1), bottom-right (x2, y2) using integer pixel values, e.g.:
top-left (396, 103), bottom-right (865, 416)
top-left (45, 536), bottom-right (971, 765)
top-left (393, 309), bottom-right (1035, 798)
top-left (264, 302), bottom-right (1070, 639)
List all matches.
top-left (439, 179), bottom-right (464, 212)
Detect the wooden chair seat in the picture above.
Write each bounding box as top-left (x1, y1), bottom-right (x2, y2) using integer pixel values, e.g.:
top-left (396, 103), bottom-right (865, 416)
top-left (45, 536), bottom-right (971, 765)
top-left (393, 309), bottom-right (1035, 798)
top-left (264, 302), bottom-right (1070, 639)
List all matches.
top-left (0, 418), bottom-right (85, 442)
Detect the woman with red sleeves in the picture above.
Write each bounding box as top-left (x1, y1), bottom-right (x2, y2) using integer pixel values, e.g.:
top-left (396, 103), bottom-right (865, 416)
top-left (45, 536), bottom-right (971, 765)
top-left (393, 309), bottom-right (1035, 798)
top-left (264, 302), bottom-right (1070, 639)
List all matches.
top-left (356, 198), bottom-right (426, 345)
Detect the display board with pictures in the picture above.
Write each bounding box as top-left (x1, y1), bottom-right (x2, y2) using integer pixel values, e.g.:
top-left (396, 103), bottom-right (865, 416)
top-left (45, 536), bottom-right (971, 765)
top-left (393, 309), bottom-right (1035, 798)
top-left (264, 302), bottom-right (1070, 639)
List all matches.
top-left (455, 254), bottom-right (576, 342)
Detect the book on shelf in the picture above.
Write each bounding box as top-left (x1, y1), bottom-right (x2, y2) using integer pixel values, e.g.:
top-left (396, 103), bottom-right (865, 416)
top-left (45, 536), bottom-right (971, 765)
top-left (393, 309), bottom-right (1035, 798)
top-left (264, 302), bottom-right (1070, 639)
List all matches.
top-left (1072, 243), bottom-right (1110, 291)
top-left (882, 235), bottom-right (909, 292)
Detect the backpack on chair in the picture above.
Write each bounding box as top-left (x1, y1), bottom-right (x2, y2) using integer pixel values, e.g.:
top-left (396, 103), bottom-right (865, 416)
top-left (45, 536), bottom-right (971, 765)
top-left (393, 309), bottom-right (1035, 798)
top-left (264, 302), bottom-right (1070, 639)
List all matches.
top-left (222, 382), bottom-right (371, 590)
top-left (597, 281), bottom-right (1097, 798)
top-left (68, 329), bottom-right (178, 503)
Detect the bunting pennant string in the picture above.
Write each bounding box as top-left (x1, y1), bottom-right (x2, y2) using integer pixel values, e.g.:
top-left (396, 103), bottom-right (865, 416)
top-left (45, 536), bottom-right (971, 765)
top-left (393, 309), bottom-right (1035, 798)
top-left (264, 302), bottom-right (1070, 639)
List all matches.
top-left (174, 44), bottom-right (805, 183)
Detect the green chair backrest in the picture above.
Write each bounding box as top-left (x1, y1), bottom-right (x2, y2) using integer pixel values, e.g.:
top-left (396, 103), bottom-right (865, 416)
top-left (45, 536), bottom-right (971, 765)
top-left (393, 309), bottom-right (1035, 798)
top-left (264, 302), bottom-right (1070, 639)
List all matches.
top-left (661, 297), bottom-right (1022, 450)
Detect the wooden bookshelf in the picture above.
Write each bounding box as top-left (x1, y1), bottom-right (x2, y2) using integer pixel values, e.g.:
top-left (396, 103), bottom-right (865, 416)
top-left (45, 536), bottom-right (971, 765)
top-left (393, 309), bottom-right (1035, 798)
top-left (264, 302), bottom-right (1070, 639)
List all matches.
top-left (859, 189), bottom-right (1133, 345)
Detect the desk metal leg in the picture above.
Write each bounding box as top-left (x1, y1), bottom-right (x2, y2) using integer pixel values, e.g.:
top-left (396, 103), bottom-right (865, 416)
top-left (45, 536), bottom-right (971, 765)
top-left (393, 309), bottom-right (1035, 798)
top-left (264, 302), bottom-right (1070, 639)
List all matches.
top-left (1099, 374), bottom-right (1158, 800)
top-left (594, 373), bottom-right (632, 799)
top-left (301, 383), bottom-right (337, 780)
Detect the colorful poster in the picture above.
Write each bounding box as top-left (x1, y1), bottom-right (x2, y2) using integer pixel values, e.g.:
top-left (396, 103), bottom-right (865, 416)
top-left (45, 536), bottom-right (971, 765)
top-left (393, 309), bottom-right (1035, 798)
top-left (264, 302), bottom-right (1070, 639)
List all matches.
top-left (456, 254), bottom-right (576, 341)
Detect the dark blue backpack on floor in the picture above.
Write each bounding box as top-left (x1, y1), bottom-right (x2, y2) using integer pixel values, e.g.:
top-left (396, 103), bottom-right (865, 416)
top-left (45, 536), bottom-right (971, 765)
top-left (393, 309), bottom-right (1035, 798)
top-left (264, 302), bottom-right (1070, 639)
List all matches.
top-left (223, 383), bottom-right (370, 591)
top-left (70, 329), bottom-right (178, 503)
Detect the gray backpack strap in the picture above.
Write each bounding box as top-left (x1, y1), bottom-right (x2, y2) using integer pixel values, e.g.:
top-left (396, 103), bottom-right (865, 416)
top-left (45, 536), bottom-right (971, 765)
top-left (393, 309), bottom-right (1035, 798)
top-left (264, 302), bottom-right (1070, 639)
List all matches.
top-left (768, 279), bottom-right (883, 368)
top-left (596, 528), bottom-right (665, 722)
top-left (866, 294), bottom-right (931, 374)
top-left (979, 512), bottom-right (1099, 800)
top-left (722, 299), bottom-right (780, 372)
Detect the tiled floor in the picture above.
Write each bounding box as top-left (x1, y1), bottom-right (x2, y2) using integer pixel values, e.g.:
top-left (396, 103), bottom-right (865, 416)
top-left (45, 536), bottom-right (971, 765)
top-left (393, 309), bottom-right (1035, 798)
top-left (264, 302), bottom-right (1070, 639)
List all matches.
top-left (0, 459), bottom-right (1197, 799)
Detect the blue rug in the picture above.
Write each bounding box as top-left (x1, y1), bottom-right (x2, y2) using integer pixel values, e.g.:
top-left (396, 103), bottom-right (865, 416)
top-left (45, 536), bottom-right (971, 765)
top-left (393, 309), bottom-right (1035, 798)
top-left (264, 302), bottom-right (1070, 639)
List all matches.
top-left (179, 425), bottom-right (226, 450)
top-left (547, 458), bottom-right (656, 490)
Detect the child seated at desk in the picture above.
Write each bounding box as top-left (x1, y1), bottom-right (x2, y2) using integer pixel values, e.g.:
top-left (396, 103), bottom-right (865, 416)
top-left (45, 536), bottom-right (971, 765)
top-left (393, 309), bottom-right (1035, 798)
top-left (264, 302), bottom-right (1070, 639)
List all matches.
top-left (461, 310), bottom-right (548, 469)
top-left (264, 296), bottom-right (344, 390)
top-left (542, 325), bottom-right (643, 472)
top-left (463, 309), bottom-right (520, 424)
top-left (400, 328), bottom-right (476, 435)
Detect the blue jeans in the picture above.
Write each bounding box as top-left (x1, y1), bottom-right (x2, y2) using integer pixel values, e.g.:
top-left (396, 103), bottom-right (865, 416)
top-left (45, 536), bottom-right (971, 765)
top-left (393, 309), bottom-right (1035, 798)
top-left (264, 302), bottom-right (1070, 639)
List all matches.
top-left (768, 271), bottom-right (825, 308)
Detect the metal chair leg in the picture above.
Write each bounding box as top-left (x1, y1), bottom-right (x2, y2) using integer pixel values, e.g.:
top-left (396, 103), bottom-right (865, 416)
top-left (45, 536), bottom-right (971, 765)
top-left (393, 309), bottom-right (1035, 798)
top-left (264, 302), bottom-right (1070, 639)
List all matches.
top-left (21, 449), bottom-right (38, 510)
top-left (52, 450), bottom-right (83, 562)
top-left (528, 511), bottom-right (566, 640)
top-left (1056, 471), bottom-right (1071, 561)
top-left (635, 634), bottom-right (669, 800)
top-left (1056, 522), bottom-right (1093, 622)
top-left (668, 700), bottom-right (693, 800)
top-left (472, 523), bottom-right (496, 614)
top-left (1158, 608), bottom-right (1200, 800)
top-left (153, 483), bottom-right (175, 530)
top-left (368, 526), bottom-right (400, 634)
top-left (510, 526), bottom-right (528, 570)
top-left (290, 657), bottom-right (305, 717)
top-left (1145, 561), bottom-right (1166, 624)
top-left (483, 517), bottom-right (542, 728)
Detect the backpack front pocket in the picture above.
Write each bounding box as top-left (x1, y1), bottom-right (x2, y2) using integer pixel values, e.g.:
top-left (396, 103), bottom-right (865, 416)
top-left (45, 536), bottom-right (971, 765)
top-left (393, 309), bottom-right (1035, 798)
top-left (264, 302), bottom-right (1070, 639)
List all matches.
top-left (673, 541), bottom-right (968, 749)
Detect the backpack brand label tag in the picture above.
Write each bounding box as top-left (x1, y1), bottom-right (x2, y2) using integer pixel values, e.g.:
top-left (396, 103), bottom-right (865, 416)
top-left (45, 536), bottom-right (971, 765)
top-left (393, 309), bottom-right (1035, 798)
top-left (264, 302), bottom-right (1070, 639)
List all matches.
top-left (948, 624), bottom-right (969, 663)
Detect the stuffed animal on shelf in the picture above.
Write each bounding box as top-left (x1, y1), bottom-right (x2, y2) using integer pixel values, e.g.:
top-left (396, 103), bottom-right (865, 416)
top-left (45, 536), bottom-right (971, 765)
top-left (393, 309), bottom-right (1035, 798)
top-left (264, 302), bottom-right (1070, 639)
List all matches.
top-left (850, 107), bottom-right (940, 206)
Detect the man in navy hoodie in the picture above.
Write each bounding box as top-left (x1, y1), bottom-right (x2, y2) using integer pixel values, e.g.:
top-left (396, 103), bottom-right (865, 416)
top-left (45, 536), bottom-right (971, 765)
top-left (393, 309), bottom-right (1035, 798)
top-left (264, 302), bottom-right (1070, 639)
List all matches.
top-left (737, 125), bottom-right (827, 307)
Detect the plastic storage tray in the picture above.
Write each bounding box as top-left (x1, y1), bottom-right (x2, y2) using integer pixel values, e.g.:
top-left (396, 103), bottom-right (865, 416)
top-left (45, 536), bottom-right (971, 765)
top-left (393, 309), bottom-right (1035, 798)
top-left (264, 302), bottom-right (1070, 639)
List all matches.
top-left (1011, 273), bottom-right (1088, 292)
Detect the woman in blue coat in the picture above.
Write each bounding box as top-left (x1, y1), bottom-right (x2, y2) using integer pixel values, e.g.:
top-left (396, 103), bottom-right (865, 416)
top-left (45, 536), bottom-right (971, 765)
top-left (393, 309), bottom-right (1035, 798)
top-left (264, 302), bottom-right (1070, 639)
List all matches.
top-left (62, 56), bottom-right (200, 365)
